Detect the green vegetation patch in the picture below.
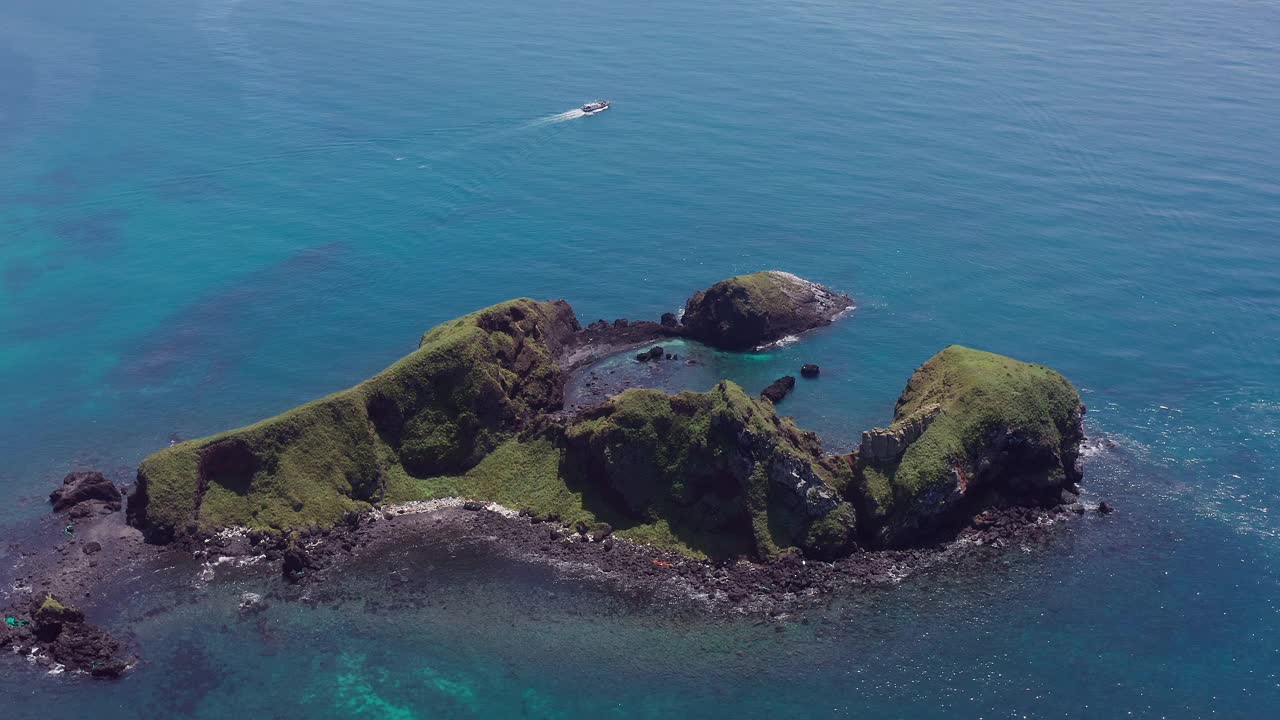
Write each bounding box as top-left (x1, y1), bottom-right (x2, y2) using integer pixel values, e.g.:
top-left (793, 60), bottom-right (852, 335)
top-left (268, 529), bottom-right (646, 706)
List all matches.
top-left (563, 381), bottom-right (855, 560)
top-left (724, 271), bottom-right (809, 317)
top-left (863, 345), bottom-right (1082, 518)
top-left (390, 439), bottom-right (584, 521)
top-left (385, 381), bottom-right (858, 560)
top-left (133, 299), bottom-right (575, 537)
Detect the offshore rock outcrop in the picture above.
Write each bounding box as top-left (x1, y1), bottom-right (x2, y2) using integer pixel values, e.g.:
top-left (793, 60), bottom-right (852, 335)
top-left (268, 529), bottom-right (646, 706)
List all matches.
top-left (847, 346), bottom-right (1085, 547)
top-left (680, 271), bottom-right (852, 350)
top-left (760, 376), bottom-right (796, 404)
top-left (49, 471), bottom-right (122, 514)
top-left (1, 596), bottom-right (129, 678)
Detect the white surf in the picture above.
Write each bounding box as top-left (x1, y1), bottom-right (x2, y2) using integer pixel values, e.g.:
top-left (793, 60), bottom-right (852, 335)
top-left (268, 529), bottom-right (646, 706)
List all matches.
top-left (531, 108), bottom-right (589, 126)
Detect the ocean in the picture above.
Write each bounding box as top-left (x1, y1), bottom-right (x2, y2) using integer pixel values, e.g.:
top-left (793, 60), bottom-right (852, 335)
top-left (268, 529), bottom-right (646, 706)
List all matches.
top-left (2, 0), bottom-right (1278, 716)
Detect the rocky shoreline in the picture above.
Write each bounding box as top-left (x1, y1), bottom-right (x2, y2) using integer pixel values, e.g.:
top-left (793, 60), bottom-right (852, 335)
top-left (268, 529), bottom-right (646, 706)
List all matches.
top-left (2, 270), bottom-right (1108, 678)
top-left (270, 494), bottom-right (1111, 615)
top-left (1, 476), bottom-right (177, 678)
top-left (2, 464), bottom-right (1116, 679)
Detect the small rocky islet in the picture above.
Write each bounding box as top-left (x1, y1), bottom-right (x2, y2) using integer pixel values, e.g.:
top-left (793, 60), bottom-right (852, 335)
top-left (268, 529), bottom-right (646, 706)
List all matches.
top-left (3, 270), bottom-right (1097, 677)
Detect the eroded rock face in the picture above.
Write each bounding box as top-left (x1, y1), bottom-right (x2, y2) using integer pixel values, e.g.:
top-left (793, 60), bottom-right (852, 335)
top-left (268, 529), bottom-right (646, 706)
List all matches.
top-left (858, 404), bottom-right (942, 464)
top-left (681, 271), bottom-right (852, 350)
top-left (768, 454), bottom-right (842, 519)
top-left (49, 471), bottom-right (122, 513)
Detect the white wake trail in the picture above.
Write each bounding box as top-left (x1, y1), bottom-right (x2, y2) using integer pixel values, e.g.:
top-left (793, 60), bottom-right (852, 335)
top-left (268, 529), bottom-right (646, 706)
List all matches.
top-left (530, 108), bottom-right (587, 126)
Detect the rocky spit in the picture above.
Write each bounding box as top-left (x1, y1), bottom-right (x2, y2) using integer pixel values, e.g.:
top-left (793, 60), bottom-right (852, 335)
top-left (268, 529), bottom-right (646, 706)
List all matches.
top-left (265, 497), bottom-right (1107, 617)
top-left (2, 467), bottom-right (1116, 681)
top-left (1, 473), bottom-right (171, 677)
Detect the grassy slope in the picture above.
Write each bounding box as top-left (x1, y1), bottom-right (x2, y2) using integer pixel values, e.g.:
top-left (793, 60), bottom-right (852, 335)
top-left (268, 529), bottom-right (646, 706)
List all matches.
top-left (564, 382), bottom-right (852, 559)
top-left (863, 345), bottom-right (1082, 516)
top-left (385, 437), bottom-right (724, 558)
top-left (388, 382), bottom-right (854, 560)
top-left (136, 299), bottom-right (565, 535)
top-left (384, 439), bottom-right (578, 521)
top-left (728, 271), bottom-right (803, 316)
top-left (566, 385), bottom-right (756, 559)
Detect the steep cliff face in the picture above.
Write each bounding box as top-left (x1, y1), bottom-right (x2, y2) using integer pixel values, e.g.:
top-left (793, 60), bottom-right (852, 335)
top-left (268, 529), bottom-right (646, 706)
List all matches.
top-left (681, 271), bottom-right (852, 350)
top-left (849, 346), bottom-right (1085, 546)
top-left (128, 299), bottom-right (579, 541)
top-left (562, 382), bottom-right (857, 560)
top-left (858, 404), bottom-right (942, 464)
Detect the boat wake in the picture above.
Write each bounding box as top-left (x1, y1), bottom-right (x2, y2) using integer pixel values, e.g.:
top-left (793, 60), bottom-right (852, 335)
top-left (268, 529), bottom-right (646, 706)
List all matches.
top-left (531, 108), bottom-right (587, 126)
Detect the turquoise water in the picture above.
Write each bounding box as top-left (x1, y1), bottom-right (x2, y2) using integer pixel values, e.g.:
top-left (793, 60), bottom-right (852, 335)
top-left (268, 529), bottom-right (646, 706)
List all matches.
top-left (3, 0), bottom-right (1279, 716)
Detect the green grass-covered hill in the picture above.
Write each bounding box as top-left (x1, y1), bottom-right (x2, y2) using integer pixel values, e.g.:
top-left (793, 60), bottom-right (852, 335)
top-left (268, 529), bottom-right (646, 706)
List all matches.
top-left (127, 282), bottom-right (1083, 559)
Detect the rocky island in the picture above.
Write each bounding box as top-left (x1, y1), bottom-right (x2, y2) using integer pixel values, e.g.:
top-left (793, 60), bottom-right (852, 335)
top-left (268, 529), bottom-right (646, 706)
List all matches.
top-left (3, 271), bottom-right (1093, 677)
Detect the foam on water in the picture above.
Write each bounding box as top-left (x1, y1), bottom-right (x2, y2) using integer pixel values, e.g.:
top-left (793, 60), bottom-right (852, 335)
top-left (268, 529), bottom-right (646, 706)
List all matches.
top-left (530, 107), bottom-right (588, 126)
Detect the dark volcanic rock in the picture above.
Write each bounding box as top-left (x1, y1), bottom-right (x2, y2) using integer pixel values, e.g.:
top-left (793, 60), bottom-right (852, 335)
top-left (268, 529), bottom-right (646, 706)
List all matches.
top-left (52, 622), bottom-right (126, 677)
top-left (49, 471), bottom-right (122, 513)
top-left (760, 376), bottom-right (796, 404)
top-left (660, 312), bottom-right (679, 328)
top-left (635, 346), bottom-right (664, 362)
top-left (800, 363), bottom-right (820, 378)
top-left (565, 318), bottom-right (680, 373)
top-left (33, 597), bottom-right (85, 636)
top-left (282, 537), bottom-right (312, 581)
top-left (82, 541), bottom-right (102, 555)
top-left (681, 271), bottom-right (852, 350)
top-left (10, 596), bottom-right (130, 677)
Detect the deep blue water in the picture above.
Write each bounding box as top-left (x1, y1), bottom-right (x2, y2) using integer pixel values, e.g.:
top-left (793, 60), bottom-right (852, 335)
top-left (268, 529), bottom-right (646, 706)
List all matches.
top-left (3, 0), bottom-right (1279, 716)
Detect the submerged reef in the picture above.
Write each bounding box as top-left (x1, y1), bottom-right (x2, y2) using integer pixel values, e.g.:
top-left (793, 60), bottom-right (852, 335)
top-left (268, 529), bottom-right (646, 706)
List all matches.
top-left (127, 273), bottom-right (1084, 562)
